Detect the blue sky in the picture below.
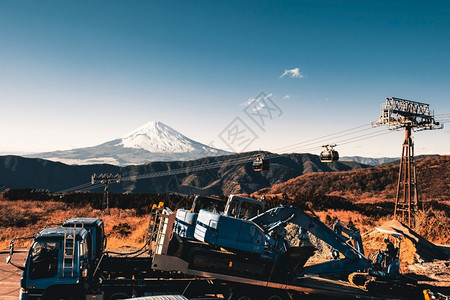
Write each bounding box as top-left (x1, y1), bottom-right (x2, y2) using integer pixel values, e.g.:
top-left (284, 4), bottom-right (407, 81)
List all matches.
top-left (1, 0), bottom-right (449, 157)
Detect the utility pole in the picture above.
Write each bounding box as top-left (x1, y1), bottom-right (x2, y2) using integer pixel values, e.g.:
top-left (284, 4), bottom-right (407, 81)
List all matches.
top-left (91, 173), bottom-right (121, 215)
top-left (375, 97), bottom-right (442, 227)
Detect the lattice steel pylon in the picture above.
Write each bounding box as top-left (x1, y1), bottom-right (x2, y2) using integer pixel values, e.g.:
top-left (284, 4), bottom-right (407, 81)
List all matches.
top-left (375, 97), bottom-right (443, 227)
top-left (91, 173), bottom-right (121, 215)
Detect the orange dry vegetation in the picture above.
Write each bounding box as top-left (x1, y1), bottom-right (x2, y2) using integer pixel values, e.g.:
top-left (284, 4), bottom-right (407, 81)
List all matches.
top-left (0, 196), bottom-right (148, 250)
top-left (315, 210), bottom-right (380, 234)
top-left (256, 155), bottom-right (450, 204)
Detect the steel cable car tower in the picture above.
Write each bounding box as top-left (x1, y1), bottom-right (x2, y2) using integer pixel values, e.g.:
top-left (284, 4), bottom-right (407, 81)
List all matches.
top-left (375, 97), bottom-right (443, 227)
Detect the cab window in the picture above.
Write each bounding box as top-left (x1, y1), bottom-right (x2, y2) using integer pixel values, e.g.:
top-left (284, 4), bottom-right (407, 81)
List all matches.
top-left (227, 200), bottom-right (240, 217)
top-left (29, 241), bottom-right (59, 279)
top-left (239, 202), bottom-right (262, 219)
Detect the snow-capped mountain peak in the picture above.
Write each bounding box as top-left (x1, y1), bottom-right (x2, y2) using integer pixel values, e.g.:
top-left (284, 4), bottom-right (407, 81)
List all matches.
top-left (119, 121), bottom-right (198, 153)
top-left (26, 121), bottom-right (230, 165)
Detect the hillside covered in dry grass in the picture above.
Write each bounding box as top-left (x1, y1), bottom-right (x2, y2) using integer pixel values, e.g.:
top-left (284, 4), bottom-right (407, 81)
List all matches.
top-left (255, 155), bottom-right (449, 205)
top-left (0, 196), bottom-right (150, 250)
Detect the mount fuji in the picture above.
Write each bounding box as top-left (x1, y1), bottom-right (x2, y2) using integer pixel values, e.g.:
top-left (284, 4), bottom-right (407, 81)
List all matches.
top-left (26, 121), bottom-right (231, 165)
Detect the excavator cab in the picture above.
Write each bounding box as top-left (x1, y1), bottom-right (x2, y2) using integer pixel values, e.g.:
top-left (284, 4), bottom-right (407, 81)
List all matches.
top-left (190, 195), bottom-right (225, 214)
top-left (224, 195), bottom-right (264, 219)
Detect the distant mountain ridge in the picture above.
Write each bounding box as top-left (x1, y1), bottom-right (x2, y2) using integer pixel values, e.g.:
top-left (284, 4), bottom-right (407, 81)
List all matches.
top-left (0, 152), bottom-right (369, 195)
top-left (25, 121), bottom-right (230, 165)
top-left (340, 155), bottom-right (440, 166)
top-left (340, 156), bottom-right (398, 166)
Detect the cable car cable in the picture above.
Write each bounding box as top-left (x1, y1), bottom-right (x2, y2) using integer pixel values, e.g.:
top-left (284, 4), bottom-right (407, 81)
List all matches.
top-left (276, 126), bottom-right (375, 153)
top-left (275, 128), bottom-right (389, 154)
top-left (270, 123), bottom-right (372, 153)
top-left (54, 122), bottom-right (397, 193)
top-left (57, 182), bottom-right (95, 193)
top-left (57, 128), bottom-right (391, 193)
top-left (57, 127), bottom-right (389, 193)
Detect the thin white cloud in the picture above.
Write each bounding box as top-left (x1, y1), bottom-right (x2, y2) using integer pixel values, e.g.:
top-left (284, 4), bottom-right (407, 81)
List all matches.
top-left (282, 95), bottom-right (291, 100)
top-left (243, 93), bottom-right (273, 106)
top-left (280, 67), bottom-right (303, 79)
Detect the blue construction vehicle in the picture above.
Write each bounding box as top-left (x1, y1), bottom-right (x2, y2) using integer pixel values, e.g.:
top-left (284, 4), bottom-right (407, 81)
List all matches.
top-left (7, 217), bottom-right (107, 299)
top-left (18, 226), bottom-right (93, 299)
top-left (189, 205), bottom-right (371, 280)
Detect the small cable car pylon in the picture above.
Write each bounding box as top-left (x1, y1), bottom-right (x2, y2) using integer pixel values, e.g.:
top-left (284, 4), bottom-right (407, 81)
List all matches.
top-left (91, 173), bottom-right (121, 215)
top-left (319, 144), bottom-right (339, 163)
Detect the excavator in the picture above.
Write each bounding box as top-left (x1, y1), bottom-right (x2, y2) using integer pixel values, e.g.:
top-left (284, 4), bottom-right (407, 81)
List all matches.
top-left (170, 205), bottom-right (372, 281)
top-left (169, 204), bottom-right (418, 296)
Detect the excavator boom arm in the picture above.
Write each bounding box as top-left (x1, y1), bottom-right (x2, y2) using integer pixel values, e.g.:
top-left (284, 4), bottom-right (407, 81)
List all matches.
top-left (250, 206), bottom-right (367, 262)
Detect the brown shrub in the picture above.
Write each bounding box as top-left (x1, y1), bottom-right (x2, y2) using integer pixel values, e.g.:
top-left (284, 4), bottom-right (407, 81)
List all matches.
top-left (415, 209), bottom-right (450, 245)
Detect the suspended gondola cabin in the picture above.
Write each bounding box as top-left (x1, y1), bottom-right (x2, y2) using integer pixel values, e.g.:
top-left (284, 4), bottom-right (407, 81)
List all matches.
top-left (320, 144), bottom-right (339, 163)
top-left (253, 155), bottom-right (269, 171)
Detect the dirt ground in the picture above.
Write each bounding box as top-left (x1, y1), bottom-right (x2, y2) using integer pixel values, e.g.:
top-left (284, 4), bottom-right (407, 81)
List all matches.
top-left (361, 220), bottom-right (450, 293)
top-left (0, 250), bottom-right (26, 300)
